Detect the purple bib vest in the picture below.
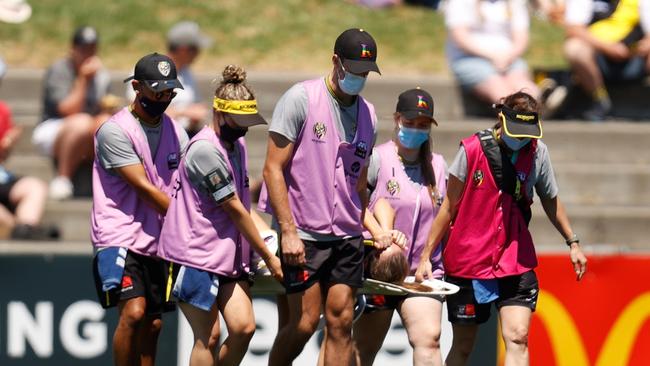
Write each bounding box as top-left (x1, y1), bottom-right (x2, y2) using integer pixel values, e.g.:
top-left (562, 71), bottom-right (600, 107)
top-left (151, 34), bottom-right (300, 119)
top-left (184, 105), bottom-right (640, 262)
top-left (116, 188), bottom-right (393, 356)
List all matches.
top-left (444, 134), bottom-right (537, 279)
top-left (258, 78), bottom-right (376, 237)
top-left (91, 107), bottom-right (183, 256)
top-left (158, 126), bottom-right (252, 277)
top-left (367, 141), bottom-right (447, 277)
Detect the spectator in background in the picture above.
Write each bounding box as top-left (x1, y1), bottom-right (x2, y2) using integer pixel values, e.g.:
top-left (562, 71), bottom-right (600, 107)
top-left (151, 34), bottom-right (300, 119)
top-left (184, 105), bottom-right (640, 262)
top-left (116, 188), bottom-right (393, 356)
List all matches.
top-left (556, 0), bottom-right (650, 121)
top-left (0, 59), bottom-right (58, 240)
top-left (0, 0), bottom-right (31, 24)
top-left (32, 25), bottom-right (111, 200)
top-left (127, 21), bottom-right (211, 138)
top-left (444, 0), bottom-right (540, 103)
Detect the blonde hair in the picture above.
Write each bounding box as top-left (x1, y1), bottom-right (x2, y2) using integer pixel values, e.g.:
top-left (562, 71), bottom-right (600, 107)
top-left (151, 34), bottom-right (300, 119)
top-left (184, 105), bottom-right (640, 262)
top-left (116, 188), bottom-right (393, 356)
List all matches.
top-left (214, 64), bottom-right (255, 101)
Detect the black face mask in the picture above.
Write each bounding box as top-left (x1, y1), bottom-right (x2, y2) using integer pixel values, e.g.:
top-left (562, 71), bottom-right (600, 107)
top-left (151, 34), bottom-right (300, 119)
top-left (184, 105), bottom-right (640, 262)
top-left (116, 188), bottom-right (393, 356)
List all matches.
top-left (220, 123), bottom-right (248, 143)
top-left (138, 96), bottom-right (172, 118)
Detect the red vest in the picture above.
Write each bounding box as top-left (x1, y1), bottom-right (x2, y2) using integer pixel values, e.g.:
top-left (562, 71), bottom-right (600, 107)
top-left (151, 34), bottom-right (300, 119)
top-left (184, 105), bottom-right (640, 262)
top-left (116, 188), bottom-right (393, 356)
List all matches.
top-left (443, 133), bottom-right (538, 279)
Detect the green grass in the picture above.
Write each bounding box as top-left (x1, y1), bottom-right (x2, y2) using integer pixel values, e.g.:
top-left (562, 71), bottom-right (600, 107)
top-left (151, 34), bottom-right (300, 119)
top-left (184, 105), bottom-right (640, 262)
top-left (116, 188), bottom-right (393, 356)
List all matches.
top-left (0, 0), bottom-right (566, 75)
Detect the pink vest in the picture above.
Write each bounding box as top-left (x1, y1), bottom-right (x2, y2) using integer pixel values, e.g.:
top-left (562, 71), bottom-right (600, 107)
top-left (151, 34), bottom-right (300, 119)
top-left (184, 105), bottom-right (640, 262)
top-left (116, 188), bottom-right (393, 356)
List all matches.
top-left (91, 107), bottom-right (184, 256)
top-left (444, 134), bottom-right (537, 279)
top-left (258, 78), bottom-right (376, 237)
top-left (367, 141), bottom-right (447, 277)
top-left (157, 127), bottom-right (252, 277)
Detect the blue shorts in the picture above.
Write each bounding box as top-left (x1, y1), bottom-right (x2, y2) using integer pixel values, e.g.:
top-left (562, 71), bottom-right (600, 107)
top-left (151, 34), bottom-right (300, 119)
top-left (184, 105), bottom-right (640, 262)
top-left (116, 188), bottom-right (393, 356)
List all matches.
top-left (450, 56), bottom-right (529, 89)
top-left (172, 265), bottom-right (251, 311)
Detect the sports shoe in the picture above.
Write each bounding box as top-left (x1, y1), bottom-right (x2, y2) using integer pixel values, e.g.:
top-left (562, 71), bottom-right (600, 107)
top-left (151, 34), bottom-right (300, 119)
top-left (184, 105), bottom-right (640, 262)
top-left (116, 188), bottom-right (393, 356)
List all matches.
top-left (49, 176), bottom-right (73, 200)
top-left (11, 224), bottom-right (60, 241)
top-left (583, 99), bottom-right (612, 122)
top-left (543, 85), bottom-right (568, 120)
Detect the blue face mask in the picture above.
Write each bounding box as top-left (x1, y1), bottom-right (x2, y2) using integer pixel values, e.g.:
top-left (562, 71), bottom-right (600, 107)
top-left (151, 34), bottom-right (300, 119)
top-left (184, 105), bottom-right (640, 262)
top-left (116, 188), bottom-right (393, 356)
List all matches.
top-left (337, 60), bottom-right (367, 95)
top-left (501, 133), bottom-right (531, 151)
top-left (398, 125), bottom-right (430, 149)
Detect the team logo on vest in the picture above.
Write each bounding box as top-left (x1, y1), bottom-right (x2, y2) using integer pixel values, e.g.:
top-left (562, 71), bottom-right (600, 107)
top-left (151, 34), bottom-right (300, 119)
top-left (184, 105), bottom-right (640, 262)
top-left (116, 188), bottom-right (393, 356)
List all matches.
top-left (360, 44), bottom-right (372, 58)
top-left (472, 169), bottom-right (484, 187)
top-left (313, 122), bottom-right (327, 139)
top-left (387, 179), bottom-right (400, 196)
top-left (167, 152), bottom-right (179, 169)
top-left (350, 161), bottom-right (361, 174)
top-left (355, 140), bottom-right (368, 158)
top-left (158, 61), bottom-right (171, 77)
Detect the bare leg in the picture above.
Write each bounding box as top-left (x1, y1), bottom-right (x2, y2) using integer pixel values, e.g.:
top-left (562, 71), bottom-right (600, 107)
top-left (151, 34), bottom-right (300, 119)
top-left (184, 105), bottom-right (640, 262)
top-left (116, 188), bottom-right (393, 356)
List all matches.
top-left (52, 113), bottom-right (95, 179)
top-left (268, 283), bottom-right (322, 366)
top-left (398, 296), bottom-right (443, 366)
top-left (499, 305), bottom-right (532, 366)
top-left (323, 284), bottom-right (356, 366)
top-left (472, 75), bottom-right (517, 104)
top-left (179, 302), bottom-right (221, 366)
top-left (138, 315), bottom-right (162, 366)
top-left (9, 177), bottom-right (47, 225)
top-left (564, 37), bottom-right (603, 95)
top-left (504, 71), bottom-right (541, 100)
top-left (352, 308), bottom-right (393, 366)
top-left (445, 324), bottom-right (479, 366)
top-left (113, 297), bottom-right (147, 366)
top-left (217, 281), bottom-right (256, 366)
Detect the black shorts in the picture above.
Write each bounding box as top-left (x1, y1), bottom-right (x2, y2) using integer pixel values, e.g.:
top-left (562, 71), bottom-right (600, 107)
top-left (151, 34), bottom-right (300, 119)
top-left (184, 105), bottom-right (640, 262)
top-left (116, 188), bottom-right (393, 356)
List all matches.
top-left (446, 271), bottom-right (539, 324)
top-left (93, 251), bottom-right (176, 315)
top-left (0, 174), bottom-right (19, 212)
top-left (363, 292), bottom-right (444, 313)
top-left (281, 236), bottom-right (364, 294)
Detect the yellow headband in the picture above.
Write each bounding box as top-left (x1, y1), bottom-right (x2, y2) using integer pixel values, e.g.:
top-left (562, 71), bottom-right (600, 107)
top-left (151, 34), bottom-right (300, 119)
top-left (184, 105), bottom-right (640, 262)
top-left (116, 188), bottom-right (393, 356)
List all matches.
top-left (213, 97), bottom-right (258, 115)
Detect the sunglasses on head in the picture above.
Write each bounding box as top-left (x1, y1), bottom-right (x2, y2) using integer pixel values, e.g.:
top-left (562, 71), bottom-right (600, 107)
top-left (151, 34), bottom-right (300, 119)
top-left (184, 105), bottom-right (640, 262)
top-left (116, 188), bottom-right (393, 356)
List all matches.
top-left (139, 82), bottom-right (177, 100)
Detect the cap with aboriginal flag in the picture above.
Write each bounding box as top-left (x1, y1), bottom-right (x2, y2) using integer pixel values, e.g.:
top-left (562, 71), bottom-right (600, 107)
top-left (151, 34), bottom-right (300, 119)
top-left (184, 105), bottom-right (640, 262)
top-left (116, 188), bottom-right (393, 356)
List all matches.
top-left (396, 88), bottom-right (437, 125)
top-left (334, 28), bottom-right (380, 75)
top-left (213, 97), bottom-right (266, 127)
top-left (493, 104), bottom-right (543, 139)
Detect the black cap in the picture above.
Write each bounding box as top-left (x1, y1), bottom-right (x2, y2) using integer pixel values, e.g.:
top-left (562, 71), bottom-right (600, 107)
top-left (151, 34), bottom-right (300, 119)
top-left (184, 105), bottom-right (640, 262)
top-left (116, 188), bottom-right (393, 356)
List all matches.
top-left (334, 28), bottom-right (380, 74)
top-left (72, 26), bottom-right (99, 46)
top-left (124, 53), bottom-right (184, 92)
top-left (396, 88), bottom-right (437, 125)
top-left (494, 104), bottom-right (543, 139)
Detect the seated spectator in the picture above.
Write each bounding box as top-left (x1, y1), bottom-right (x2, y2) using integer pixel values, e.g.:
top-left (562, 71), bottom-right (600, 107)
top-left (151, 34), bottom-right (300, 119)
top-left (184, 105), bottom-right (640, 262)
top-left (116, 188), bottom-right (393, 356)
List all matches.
top-left (0, 59), bottom-right (58, 240)
top-left (32, 25), bottom-right (111, 200)
top-left (555, 0), bottom-right (650, 121)
top-left (444, 0), bottom-right (540, 103)
top-left (127, 21), bottom-right (211, 138)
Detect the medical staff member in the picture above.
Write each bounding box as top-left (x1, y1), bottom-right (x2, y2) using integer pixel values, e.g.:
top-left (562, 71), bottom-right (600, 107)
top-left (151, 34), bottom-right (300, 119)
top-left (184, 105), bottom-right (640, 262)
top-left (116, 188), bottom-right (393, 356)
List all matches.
top-left (259, 28), bottom-right (384, 366)
top-left (416, 91), bottom-right (587, 366)
top-left (158, 65), bottom-right (282, 366)
top-left (355, 88), bottom-right (447, 366)
top-left (91, 53), bottom-right (188, 366)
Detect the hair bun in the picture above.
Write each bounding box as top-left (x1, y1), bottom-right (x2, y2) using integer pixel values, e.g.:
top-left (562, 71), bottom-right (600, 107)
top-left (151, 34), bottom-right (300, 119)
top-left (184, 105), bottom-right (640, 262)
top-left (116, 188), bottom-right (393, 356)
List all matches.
top-left (222, 65), bottom-right (246, 84)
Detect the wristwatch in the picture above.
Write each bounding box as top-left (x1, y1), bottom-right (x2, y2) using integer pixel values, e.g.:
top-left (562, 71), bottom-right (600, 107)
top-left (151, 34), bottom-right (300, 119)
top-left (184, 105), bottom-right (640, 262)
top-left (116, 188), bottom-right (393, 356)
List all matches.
top-left (565, 234), bottom-right (580, 246)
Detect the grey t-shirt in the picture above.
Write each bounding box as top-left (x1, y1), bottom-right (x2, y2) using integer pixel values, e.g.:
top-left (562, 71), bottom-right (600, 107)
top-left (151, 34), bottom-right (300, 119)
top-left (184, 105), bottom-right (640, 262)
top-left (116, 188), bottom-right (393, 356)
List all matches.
top-left (184, 140), bottom-right (238, 204)
top-left (41, 58), bottom-right (110, 121)
top-left (96, 118), bottom-right (189, 172)
top-left (448, 139), bottom-right (559, 200)
top-left (268, 80), bottom-right (378, 241)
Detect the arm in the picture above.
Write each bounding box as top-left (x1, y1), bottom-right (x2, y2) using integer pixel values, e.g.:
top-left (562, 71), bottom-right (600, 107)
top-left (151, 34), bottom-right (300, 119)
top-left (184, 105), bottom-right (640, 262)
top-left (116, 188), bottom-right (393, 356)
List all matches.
top-left (540, 195), bottom-right (587, 280)
top-left (566, 25), bottom-right (630, 60)
top-left (415, 174), bottom-right (465, 281)
top-left (114, 164), bottom-right (170, 215)
top-left (0, 126), bottom-right (22, 162)
top-left (372, 197), bottom-right (407, 248)
top-left (222, 196), bottom-right (283, 282)
top-left (57, 56), bottom-right (103, 116)
top-left (262, 132), bottom-right (305, 266)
